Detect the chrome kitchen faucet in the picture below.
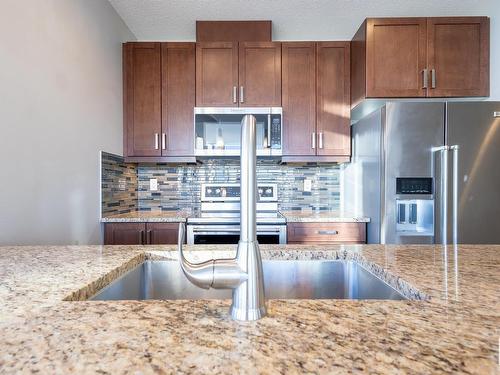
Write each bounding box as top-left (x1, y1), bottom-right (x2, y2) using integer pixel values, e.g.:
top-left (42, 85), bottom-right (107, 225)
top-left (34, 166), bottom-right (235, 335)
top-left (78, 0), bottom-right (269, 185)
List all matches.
top-left (178, 114), bottom-right (267, 321)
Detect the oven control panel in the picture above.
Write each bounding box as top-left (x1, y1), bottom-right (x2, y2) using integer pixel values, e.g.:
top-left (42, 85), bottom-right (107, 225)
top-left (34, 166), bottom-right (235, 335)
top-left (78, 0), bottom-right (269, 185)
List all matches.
top-left (202, 184), bottom-right (277, 202)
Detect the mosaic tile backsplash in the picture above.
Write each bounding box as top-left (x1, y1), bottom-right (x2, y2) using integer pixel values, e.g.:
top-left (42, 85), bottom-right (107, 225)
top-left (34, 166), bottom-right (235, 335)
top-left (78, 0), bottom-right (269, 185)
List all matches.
top-left (101, 153), bottom-right (341, 214)
top-left (101, 152), bottom-right (137, 216)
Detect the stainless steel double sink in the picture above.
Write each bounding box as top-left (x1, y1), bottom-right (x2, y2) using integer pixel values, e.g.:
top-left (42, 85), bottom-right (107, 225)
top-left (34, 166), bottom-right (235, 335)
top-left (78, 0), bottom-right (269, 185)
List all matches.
top-left (90, 260), bottom-right (406, 301)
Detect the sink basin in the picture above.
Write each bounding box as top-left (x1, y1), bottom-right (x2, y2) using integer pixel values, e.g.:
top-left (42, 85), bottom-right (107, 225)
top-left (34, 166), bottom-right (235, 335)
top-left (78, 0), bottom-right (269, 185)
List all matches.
top-left (90, 260), bottom-right (406, 301)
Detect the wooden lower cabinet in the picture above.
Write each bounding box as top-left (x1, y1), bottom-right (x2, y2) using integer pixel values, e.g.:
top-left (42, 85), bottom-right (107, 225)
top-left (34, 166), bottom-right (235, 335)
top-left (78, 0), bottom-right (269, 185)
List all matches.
top-left (104, 223), bottom-right (145, 245)
top-left (287, 222), bottom-right (366, 244)
top-left (104, 223), bottom-right (180, 245)
top-left (146, 223), bottom-right (179, 245)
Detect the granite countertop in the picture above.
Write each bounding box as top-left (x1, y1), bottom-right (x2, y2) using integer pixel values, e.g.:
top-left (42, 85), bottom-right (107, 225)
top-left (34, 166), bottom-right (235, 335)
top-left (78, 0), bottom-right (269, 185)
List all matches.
top-left (101, 210), bottom-right (191, 223)
top-left (101, 210), bottom-right (370, 223)
top-left (0, 244), bottom-right (498, 373)
top-left (280, 210), bottom-right (370, 223)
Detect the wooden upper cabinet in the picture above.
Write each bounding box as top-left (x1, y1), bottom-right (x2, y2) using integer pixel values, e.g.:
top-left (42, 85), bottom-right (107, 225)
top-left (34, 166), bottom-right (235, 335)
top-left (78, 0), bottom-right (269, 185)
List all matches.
top-left (196, 42), bottom-right (238, 107)
top-left (281, 42), bottom-right (351, 162)
top-left (161, 43), bottom-right (195, 156)
top-left (351, 17), bottom-right (490, 107)
top-left (196, 21), bottom-right (272, 42)
top-left (282, 42), bottom-right (316, 156)
top-left (427, 17), bottom-right (489, 97)
top-left (123, 43), bottom-right (162, 157)
top-left (238, 42), bottom-right (281, 106)
top-left (316, 42), bottom-right (351, 157)
top-left (366, 18), bottom-right (428, 98)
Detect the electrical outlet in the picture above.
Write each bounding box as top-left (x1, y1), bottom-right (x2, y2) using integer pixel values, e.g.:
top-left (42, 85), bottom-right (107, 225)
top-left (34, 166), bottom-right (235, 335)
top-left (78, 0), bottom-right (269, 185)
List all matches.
top-left (303, 178), bottom-right (312, 192)
top-left (149, 178), bottom-right (158, 191)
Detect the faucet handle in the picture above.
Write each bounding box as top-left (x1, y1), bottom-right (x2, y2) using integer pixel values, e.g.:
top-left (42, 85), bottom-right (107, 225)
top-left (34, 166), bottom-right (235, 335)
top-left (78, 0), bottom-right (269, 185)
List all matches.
top-left (177, 223), bottom-right (246, 290)
top-left (178, 223), bottom-right (213, 289)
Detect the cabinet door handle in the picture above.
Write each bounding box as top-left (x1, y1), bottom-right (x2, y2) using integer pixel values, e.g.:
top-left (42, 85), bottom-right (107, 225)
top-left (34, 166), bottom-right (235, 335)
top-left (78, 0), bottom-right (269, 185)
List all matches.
top-left (240, 86), bottom-right (244, 103)
top-left (233, 86), bottom-right (237, 104)
top-left (311, 132), bottom-right (316, 149)
top-left (431, 69), bottom-right (436, 89)
top-left (318, 230), bottom-right (338, 235)
top-left (154, 133), bottom-right (159, 150)
top-left (318, 132), bottom-right (324, 149)
top-left (422, 69), bottom-right (429, 89)
top-left (140, 230), bottom-right (145, 244)
top-left (161, 133), bottom-right (166, 150)
top-left (147, 230), bottom-right (152, 245)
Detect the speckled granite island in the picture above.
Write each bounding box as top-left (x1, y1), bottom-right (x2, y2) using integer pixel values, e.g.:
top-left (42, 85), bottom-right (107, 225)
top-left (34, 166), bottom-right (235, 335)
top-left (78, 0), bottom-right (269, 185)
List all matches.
top-left (0, 244), bottom-right (498, 374)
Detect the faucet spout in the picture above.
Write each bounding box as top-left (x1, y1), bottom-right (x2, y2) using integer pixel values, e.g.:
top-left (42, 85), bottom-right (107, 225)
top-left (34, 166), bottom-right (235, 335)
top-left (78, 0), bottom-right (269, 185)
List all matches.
top-left (178, 114), bottom-right (267, 321)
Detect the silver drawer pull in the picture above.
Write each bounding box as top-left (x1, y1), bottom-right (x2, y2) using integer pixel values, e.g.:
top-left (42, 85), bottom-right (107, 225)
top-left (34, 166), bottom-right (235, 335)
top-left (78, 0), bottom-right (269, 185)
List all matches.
top-left (154, 133), bottom-right (159, 150)
top-left (318, 230), bottom-right (338, 235)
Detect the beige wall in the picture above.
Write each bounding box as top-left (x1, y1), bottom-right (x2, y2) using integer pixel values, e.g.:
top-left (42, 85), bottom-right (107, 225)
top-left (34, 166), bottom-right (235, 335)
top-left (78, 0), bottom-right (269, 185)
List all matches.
top-left (0, 0), bottom-right (135, 245)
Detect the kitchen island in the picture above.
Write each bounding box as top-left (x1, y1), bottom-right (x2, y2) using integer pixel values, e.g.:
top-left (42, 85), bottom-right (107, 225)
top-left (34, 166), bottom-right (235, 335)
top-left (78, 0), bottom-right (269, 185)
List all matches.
top-left (0, 244), bottom-right (498, 374)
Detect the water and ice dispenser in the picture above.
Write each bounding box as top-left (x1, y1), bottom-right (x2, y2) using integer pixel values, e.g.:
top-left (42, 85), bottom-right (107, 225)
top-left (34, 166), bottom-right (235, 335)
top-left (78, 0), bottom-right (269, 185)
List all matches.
top-left (395, 178), bottom-right (434, 236)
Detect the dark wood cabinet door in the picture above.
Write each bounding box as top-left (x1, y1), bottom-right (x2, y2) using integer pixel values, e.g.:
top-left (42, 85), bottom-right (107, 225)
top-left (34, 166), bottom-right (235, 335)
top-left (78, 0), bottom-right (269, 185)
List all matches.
top-left (146, 223), bottom-right (180, 245)
top-left (161, 43), bottom-right (196, 156)
top-left (238, 42), bottom-right (281, 107)
top-left (196, 42), bottom-right (238, 106)
top-left (427, 17), bottom-right (489, 97)
top-left (123, 43), bottom-right (162, 156)
top-left (282, 43), bottom-right (316, 156)
top-left (104, 223), bottom-right (146, 245)
top-left (366, 18), bottom-right (427, 98)
top-left (316, 42), bottom-right (351, 157)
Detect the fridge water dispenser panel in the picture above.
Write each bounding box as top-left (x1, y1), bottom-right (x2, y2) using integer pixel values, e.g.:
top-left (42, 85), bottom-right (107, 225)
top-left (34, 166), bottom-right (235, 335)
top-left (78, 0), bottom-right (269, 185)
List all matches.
top-left (396, 177), bottom-right (433, 195)
top-left (396, 199), bottom-right (434, 236)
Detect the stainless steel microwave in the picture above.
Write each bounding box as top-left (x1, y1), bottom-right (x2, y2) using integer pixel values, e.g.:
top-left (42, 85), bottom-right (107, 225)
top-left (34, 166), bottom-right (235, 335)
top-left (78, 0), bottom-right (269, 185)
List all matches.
top-left (194, 107), bottom-right (282, 157)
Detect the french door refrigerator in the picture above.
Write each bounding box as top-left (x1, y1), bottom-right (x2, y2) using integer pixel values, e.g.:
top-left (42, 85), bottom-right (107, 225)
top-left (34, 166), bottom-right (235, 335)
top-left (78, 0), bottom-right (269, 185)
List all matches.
top-left (344, 101), bottom-right (500, 244)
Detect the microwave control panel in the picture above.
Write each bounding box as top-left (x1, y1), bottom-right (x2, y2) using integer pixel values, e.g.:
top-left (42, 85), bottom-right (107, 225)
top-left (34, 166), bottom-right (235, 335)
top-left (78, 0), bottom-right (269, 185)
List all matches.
top-left (270, 115), bottom-right (281, 149)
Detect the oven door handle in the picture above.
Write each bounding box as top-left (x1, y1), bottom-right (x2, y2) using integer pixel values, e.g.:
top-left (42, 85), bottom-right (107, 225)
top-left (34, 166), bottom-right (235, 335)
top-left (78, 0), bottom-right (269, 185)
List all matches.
top-left (189, 226), bottom-right (283, 234)
top-left (192, 231), bottom-right (241, 235)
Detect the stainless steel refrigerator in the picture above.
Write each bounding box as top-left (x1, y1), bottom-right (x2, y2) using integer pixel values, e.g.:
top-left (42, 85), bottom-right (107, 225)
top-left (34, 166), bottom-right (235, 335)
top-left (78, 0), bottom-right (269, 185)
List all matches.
top-left (344, 101), bottom-right (500, 244)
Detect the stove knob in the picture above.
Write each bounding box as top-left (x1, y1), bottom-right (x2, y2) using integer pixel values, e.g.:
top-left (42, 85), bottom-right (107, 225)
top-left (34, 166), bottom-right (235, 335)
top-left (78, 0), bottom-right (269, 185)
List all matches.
top-left (221, 188), bottom-right (226, 197)
top-left (215, 188), bottom-right (221, 195)
top-left (266, 188), bottom-right (272, 195)
top-left (258, 189), bottom-right (263, 195)
top-left (207, 188), bottom-right (212, 194)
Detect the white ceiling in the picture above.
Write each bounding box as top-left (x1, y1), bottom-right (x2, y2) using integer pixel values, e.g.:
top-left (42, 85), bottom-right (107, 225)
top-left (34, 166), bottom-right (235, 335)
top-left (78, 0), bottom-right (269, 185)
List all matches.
top-left (108, 0), bottom-right (498, 41)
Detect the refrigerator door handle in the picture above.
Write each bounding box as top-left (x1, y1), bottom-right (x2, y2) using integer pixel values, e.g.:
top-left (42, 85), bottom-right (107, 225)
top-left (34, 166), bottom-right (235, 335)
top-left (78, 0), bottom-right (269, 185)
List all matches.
top-left (450, 145), bottom-right (459, 244)
top-left (433, 145), bottom-right (449, 244)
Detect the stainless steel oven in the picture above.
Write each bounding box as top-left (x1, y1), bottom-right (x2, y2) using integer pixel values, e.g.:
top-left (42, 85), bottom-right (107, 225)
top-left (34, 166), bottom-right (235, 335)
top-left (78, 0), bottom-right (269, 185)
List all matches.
top-left (187, 224), bottom-right (287, 245)
top-left (186, 183), bottom-right (287, 244)
top-left (194, 107), bottom-right (282, 157)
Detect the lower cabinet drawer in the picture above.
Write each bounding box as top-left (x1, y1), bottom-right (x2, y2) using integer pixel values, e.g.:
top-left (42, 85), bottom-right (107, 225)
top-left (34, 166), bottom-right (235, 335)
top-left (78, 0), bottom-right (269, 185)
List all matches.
top-left (287, 222), bottom-right (366, 244)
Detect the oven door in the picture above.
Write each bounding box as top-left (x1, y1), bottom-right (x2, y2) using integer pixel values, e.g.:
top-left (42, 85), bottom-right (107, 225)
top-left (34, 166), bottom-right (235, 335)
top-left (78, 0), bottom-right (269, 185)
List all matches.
top-left (187, 224), bottom-right (286, 245)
